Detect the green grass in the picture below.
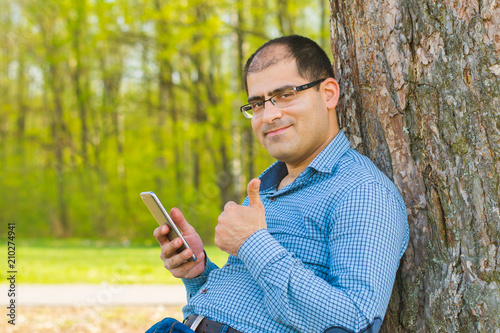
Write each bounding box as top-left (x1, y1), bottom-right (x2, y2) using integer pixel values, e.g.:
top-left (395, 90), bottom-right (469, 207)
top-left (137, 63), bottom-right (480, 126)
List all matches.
top-left (0, 239), bottom-right (228, 284)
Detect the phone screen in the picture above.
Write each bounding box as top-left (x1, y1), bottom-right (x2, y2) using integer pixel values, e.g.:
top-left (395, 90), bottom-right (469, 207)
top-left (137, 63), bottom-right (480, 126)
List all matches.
top-left (140, 191), bottom-right (197, 261)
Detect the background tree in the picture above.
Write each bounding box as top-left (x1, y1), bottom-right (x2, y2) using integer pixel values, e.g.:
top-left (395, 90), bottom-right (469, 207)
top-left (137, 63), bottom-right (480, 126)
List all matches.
top-left (330, 0), bottom-right (500, 331)
top-left (3, 0), bottom-right (497, 329)
top-left (0, 0), bottom-right (329, 241)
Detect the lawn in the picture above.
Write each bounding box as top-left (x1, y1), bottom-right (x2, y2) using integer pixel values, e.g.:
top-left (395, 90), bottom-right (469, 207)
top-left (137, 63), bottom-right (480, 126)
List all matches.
top-left (1, 239), bottom-right (228, 284)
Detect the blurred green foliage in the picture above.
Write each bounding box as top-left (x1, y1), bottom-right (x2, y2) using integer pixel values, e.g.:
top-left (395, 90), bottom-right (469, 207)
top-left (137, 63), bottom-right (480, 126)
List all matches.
top-left (0, 0), bottom-right (329, 243)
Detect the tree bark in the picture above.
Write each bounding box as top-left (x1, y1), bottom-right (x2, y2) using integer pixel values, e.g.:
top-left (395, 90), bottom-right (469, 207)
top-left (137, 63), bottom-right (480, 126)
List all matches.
top-left (330, 0), bottom-right (500, 332)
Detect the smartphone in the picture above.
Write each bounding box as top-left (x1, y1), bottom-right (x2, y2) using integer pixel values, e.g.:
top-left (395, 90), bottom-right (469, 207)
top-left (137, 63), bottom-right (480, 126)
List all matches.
top-left (140, 191), bottom-right (197, 262)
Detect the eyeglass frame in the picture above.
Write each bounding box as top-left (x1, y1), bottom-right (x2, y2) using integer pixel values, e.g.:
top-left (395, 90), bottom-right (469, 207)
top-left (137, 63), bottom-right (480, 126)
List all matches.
top-left (240, 78), bottom-right (327, 119)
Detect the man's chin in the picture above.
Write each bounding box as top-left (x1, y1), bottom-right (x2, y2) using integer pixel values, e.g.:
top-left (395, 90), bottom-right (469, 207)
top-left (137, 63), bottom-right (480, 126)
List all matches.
top-left (266, 147), bottom-right (295, 163)
top-left (260, 136), bottom-right (297, 160)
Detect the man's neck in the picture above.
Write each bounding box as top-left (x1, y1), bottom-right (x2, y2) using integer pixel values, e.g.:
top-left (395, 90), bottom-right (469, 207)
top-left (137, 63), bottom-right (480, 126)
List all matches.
top-left (277, 154), bottom-right (318, 191)
top-left (277, 128), bottom-right (340, 191)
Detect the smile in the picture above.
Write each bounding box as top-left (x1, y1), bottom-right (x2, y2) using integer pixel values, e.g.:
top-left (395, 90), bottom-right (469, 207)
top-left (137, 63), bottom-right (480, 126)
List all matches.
top-left (265, 125), bottom-right (291, 137)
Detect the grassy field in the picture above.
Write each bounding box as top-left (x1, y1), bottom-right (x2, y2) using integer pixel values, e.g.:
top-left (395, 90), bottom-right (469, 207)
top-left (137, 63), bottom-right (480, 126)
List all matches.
top-left (1, 239), bottom-right (228, 284)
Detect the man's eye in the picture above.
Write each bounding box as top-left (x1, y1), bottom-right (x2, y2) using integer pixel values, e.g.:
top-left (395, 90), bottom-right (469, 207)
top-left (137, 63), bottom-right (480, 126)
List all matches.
top-left (277, 91), bottom-right (294, 100)
top-left (252, 101), bottom-right (264, 109)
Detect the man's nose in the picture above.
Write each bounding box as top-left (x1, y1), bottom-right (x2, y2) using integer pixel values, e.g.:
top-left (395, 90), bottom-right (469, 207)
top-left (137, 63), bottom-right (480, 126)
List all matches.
top-left (261, 100), bottom-right (283, 123)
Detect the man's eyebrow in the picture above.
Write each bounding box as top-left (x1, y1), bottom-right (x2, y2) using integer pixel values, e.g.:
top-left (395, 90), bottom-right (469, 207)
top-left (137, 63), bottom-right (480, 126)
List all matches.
top-left (247, 84), bottom-right (296, 103)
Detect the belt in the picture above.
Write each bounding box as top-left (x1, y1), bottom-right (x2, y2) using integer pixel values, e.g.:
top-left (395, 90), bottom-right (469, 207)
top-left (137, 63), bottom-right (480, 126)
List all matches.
top-left (184, 315), bottom-right (242, 333)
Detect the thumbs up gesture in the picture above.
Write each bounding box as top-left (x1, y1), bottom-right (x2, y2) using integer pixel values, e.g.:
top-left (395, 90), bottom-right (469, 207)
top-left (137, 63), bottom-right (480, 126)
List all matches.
top-left (215, 178), bottom-right (267, 256)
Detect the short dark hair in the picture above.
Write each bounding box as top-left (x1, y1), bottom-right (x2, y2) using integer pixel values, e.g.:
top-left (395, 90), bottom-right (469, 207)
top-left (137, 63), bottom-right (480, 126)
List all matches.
top-left (243, 35), bottom-right (334, 93)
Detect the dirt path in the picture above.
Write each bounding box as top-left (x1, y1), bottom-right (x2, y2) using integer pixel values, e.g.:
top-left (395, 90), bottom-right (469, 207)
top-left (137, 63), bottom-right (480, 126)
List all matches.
top-left (3, 284), bottom-right (186, 306)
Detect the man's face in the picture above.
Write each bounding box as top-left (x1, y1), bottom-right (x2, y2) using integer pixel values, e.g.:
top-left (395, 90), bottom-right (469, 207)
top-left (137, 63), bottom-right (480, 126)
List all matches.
top-left (247, 59), bottom-right (338, 167)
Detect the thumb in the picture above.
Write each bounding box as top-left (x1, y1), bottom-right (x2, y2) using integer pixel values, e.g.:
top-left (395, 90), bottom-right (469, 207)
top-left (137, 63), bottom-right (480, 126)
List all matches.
top-left (169, 207), bottom-right (193, 233)
top-left (247, 178), bottom-right (263, 207)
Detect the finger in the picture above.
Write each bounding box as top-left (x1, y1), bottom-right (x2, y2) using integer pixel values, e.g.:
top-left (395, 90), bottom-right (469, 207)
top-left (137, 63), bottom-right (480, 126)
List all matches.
top-left (247, 178), bottom-right (263, 207)
top-left (169, 257), bottom-right (201, 279)
top-left (160, 237), bottom-right (184, 260)
top-left (164, 248), bottom-right (197, 270)
top-left (223, 201), bottom-right (237, 210)
top-left (170, 207), bottom-right (193, 234)
top-left (153, 224), bottom-right (170, 244)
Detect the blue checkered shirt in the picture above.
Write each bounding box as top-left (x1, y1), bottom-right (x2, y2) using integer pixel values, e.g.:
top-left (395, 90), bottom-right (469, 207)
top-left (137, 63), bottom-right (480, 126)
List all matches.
top-left (181, 131), bottom-right (409, 333)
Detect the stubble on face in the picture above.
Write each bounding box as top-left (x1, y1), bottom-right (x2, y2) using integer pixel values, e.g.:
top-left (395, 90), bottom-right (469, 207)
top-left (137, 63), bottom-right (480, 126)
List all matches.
top-left (246, 45), bottom-right (338, 174)
top-left (247, 62), bottom-right (319, 165)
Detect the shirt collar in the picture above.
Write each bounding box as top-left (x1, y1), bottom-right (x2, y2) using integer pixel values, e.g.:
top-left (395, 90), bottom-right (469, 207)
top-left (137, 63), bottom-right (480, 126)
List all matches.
top-left (258, 131), bottom-right (351, 191)
top-left (308, 130), bottom-right (351, 173)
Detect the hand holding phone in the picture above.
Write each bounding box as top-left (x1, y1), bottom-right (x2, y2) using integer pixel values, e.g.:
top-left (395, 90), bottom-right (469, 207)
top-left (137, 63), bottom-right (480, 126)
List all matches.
top-left (140, 191), bottom-right (197, 262)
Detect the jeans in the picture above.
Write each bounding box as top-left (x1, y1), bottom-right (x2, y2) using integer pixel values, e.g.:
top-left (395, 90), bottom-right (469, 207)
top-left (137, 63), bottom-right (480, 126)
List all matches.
top-left (145, 318), bottom-right (195, 333)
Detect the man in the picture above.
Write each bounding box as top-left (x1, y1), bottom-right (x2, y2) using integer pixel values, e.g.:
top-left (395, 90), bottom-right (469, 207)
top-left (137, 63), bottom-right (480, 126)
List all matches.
top-left (147, 35), bottom-right (409, 333)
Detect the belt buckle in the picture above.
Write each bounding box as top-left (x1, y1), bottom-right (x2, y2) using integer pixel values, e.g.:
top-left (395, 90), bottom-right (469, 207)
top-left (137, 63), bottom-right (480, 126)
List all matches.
top-left (189, 315), bottom-right (205, 331)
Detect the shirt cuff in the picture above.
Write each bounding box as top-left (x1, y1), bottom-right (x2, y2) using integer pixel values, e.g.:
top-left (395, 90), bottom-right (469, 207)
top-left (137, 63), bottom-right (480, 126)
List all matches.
top-left (238, 229), bottom-right (287, 280)
top-left (182, 255), bottom-right (219, 299)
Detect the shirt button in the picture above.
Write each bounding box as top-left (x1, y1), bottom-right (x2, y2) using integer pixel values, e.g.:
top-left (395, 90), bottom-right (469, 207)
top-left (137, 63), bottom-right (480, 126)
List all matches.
top-left (269, 197), bottom-right (276, 202)
top-left (201, 289), bottom-right (207, 294)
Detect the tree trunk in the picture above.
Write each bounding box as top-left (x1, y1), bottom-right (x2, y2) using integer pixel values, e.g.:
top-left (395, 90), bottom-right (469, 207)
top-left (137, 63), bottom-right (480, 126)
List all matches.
top-left (69, 1), bottom-right (90, 166)
top-left (191, 5), bottom-right (209, 193)
top-left (39, 11), bottom-right (72, 237)
top-left (330, 0), bottom-right (500, 332)
top-left (16, 57), bottom-right (27, 164)
top-left (154, 0), bottom-right (170, 195)
top-left (47, 51), bottom-right (71, 237)
top-left (100, 52), bottom-right (128, 228)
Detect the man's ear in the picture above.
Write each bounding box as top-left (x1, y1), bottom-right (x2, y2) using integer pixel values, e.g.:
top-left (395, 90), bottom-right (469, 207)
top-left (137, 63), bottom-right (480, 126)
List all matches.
top-left (322, 78), bottom-right (340, 110)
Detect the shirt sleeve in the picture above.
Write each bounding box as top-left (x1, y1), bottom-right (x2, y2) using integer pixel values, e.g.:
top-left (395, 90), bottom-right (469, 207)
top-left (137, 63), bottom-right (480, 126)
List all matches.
top-left (182, 256), bottom-right (219, 300)
top-left (237, 182), bottom-right (409, 333)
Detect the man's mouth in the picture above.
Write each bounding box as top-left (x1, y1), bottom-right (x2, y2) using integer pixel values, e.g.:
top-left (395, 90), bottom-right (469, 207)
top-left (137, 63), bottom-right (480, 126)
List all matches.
top-left (265, 125), bottom-right (291, 137)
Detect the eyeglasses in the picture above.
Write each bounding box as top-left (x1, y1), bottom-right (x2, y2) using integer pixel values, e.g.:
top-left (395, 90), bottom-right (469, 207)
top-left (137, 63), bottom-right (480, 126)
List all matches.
top-left (240, 78), bottom-right (326, 119)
